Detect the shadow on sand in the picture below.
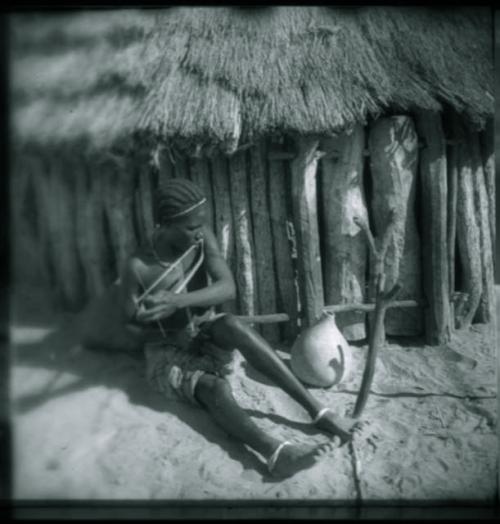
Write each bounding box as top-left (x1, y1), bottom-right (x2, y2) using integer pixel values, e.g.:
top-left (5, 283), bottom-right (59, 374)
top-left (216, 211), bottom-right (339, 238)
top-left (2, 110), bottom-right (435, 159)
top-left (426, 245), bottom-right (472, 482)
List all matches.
top-left (10, 318), bottom-right (307, 481)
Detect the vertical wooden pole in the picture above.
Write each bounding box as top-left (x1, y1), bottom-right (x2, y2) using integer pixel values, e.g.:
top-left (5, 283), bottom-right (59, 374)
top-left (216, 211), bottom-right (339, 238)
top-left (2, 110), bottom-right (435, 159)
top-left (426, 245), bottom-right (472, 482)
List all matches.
top-left (479, 118), bottom-right (495, 258)
top-left (157, 146), bottom-right (175, 185)
top-left (248, 140), bottom-right (280, 342)
top-left (368, 116), bottom-right (423, 336)
top-left (189, 157), bottom-right (214, 228)
top-left (133, 148), bottom-right (155, 246)
top-left (320, 124), bottom-right (368, 341)
top-left (74, 153), bottom-right (106, 299)
top-left (211, 153), bottom-right (237, 314)
top-left (452, 117), bottom-right (482, 329)
top-left (413, 110), bottom-right (452, 344)
top-left (268, 146), bottom-right (299, 342)
top-left (47, 151), bottom-right (83, 309)
top-left (10, 151), bottom-right (48, 295)
top-left (101, 154), bottom-right (138, 279)
top-left (28, 152), bottom-right (57, 296)
top-left (173, 151), bottom-right (190, 180)
top-left (446, 117), bottom-right (459, 329)
top-left (468, 126), bottom-right (495, 324)
top-left (228, 150), bottom-right (257, 316)
top-left (290, 137), bottom-right (324, 327)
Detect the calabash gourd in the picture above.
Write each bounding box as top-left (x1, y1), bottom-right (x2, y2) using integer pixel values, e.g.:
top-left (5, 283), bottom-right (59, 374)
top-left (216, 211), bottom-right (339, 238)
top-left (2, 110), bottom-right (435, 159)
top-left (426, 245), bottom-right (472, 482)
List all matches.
top-left (291, 313), bottom-right (353, 388)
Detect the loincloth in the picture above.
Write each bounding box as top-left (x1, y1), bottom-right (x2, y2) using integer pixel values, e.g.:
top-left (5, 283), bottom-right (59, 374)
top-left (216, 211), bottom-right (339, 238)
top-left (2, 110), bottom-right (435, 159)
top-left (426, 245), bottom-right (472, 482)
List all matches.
top-left (144, 312), bottom-right (232, 406)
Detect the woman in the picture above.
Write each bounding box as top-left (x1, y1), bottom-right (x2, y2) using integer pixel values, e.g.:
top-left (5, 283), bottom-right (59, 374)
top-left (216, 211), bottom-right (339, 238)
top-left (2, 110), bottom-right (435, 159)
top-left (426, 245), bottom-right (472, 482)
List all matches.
top-left (120, 178), bottom-right (356, 479)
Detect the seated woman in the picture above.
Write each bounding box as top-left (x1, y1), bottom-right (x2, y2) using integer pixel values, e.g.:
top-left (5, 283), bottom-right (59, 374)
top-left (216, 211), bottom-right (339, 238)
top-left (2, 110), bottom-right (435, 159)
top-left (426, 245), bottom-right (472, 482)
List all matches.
top-left (120, 178), bottom-right (356, 479)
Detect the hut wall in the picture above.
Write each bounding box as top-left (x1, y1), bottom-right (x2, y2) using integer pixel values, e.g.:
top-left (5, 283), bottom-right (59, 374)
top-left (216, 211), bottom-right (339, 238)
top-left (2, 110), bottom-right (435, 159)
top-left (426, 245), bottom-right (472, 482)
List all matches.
top-left (319, 125), bottom-right (368, 341)
top-left (368, 116), bottom-right (423, 336)
top-left (248, 141), bottom-right (280, 342)
top-left (414, 110), bottom-right (452, 344)
top-left (13, 113), bottom-right (494, 344)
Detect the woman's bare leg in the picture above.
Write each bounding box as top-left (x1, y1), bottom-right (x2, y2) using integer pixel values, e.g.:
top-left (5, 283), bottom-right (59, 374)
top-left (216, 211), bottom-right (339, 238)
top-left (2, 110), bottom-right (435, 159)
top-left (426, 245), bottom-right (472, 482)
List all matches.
top-left (204, 315), bottom-right (355, 442)
top-left (194, 373), bottom-right (335, 478)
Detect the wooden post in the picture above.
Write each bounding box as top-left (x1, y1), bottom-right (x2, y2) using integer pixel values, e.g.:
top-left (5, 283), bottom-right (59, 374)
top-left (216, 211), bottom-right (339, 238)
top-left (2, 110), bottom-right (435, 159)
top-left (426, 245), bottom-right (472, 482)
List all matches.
top-left (453, 117), bottom-right (482, 329)
top-left (228, 150), bottom-right (257, 316)
top-left (320, 124), bottom-right (368, 341)
top-left (248, 141), bottom-right (280, 342)
top-left (101, 154), bottom-right (138, 279)
top-left (210, 153), bottom-right (237, 314)
top-left (134, 149), bottom-right (155, 245)
top-left (157, 146), bottom-right (175, 185)
top-left (74, 154), bottom-right (106, 299)
top-left (172, 151), bottom-right (190, 180)
top-left (268, 147), bottom-right (299, 341)
top-left (290, 137), bottom-right (324, 327)
top-left (189, 157), bottom-right (214, 228)
top-left (45, 152), bottom-right (83, 309)
top-left (446, 114), bottom-right (459, 328)
top-left (479, 119), bottom-right (495, 260)
top-left (10, 152), bottom-right (45, 288)
top-left (369, 116), bottom-right (423, 336)
top-left (413, 110), bottom-right (452, 344)
top-left (28, 153), bottom-right (57, 296)
top-left (352, 210), bottom-right (399, 418)
top-left (468, 126), bottom-right (495, 324)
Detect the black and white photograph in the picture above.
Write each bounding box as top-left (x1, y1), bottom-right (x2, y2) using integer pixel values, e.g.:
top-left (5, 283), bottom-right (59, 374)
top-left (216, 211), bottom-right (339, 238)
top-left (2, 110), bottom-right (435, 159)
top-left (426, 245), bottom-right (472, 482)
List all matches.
top-left (5, 5), bottom-right (499, 516)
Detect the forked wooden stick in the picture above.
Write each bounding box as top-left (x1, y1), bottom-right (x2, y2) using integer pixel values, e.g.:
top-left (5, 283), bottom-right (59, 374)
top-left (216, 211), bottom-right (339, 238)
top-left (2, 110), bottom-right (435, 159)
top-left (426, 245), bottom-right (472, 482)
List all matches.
top-left (352, 208), bottom-right (401, 418)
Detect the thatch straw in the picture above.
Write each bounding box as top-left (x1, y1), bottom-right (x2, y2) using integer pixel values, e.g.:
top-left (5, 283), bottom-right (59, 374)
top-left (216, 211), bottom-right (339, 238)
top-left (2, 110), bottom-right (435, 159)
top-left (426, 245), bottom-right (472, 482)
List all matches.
top-left (9, 6), bottom-right (493, 152)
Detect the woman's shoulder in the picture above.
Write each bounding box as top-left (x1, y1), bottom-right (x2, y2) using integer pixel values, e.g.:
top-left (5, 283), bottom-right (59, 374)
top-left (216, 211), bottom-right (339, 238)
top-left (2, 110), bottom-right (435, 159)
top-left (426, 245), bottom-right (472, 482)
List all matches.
top-left (127, 244), bottom-right (156, 271)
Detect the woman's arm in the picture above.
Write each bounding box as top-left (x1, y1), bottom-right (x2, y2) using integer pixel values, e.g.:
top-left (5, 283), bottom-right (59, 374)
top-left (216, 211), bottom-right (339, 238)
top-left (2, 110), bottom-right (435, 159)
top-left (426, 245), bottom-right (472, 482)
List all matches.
top-left (119, 256), bottom-right (176, 324)
top-left (119, 257), bottom-right (142, 322)
top-left (138, 229), bottom-right (236, 322)
top-left (177, 228), bottom-right (236, 309)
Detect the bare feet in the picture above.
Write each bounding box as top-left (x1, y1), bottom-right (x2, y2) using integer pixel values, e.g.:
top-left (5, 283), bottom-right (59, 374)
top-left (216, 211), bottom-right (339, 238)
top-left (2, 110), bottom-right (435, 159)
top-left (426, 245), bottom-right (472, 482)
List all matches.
top-left (268, 441), bottom-right (336, 479)
top-left (313, 408), bottom-right (362, 443)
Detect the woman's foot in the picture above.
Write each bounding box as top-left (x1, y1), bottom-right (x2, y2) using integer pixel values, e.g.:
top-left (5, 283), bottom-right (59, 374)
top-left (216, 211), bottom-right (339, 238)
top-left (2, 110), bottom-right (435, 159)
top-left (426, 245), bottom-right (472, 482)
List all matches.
top-left (268, 441), bottom-right (337, 479)
top-left (313, 408), bottom-right (361, 443)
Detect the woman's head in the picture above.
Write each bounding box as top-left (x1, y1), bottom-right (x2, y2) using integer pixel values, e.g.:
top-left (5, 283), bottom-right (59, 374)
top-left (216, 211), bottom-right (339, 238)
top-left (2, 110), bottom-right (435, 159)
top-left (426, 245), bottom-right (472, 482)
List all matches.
top-left (155, 179), bottom-right (207, 250)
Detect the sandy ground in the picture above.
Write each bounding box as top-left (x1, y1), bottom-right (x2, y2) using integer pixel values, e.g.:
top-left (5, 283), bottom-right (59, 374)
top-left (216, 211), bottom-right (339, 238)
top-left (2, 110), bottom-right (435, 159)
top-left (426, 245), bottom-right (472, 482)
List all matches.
top-left (8, 287), bottom-right (498, 502)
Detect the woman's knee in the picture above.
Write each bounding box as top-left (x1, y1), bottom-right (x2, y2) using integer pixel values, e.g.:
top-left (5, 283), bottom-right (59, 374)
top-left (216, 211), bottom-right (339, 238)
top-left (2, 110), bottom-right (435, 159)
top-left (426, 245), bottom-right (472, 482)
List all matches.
top-left (195, 373), bottom-right (232, 405)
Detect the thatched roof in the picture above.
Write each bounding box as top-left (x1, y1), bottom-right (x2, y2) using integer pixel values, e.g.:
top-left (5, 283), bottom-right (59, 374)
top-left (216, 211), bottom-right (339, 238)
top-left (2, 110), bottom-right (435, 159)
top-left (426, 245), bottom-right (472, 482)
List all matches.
top-left (10, 6), bottom-right (493, 154)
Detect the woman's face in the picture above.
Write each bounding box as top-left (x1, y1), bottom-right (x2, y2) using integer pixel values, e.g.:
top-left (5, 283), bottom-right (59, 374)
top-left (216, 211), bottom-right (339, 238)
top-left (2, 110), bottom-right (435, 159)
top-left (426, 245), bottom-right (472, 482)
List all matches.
top-left (166, 205), bottom-right (206, 252)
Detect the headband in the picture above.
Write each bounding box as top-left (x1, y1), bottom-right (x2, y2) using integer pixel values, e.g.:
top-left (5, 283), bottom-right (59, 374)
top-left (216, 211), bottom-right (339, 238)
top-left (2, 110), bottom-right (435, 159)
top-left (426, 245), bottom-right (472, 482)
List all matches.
top-left (161, 197), bottom-right (207, 221)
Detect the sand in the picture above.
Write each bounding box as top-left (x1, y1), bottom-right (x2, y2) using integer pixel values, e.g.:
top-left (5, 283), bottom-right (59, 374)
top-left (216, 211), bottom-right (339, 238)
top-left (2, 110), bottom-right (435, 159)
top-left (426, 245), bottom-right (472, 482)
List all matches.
top-left (8, 289), bottom-right (498, 502)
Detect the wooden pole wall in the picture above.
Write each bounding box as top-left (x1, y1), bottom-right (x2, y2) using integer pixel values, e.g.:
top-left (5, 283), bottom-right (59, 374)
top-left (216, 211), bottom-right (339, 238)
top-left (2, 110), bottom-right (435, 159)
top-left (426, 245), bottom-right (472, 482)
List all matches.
top-left (268, 148), bottom-right (299, 341)
top-left (228, 150), bottom-right (257, 316)
top-left (368, 116), bottom-right (423, 336)
top-left (53, 153), bottom-right (86, 308)
top-left (10, 152), bottom-right (47, 292)
top-left (248, 141), bottom-right (280, 342)
top-left (446, 123), bottom-right (459, 328)
top-left (28, 153), bottom-right (58, 298)
top-left (479, 119), bottom-right (495, 260)
top-left (74, 154), bottom-right (106, 297)
top-left (101, 155), bottom-right (138, 279)
top-left (172, 153), bottom-right (190, 181)
top-left (189, 157), bottom-right (215, 229)
top-left (290, 137), bottom-right (324, 327)
top-left (453, 117), bottom-right (483, 329)
top-left (468, 127), bottom-right (495, 324)
top-left (413, 110), bottom-right (452, 344)
top-left (320, 124), bottom-right (368, 341)
top-left (15, 114), bottom-right (495, 341)
top-left (134, 150), bottom-right (155, 246)
top-left (211, 154), bottom-right (237, 314)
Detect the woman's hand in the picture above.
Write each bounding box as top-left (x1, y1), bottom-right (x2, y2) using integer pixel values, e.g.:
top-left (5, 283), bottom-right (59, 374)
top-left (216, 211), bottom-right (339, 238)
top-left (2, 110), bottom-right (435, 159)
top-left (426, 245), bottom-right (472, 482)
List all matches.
top-left (136, 291), bottom-right (181, 323)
